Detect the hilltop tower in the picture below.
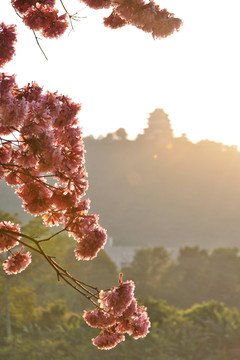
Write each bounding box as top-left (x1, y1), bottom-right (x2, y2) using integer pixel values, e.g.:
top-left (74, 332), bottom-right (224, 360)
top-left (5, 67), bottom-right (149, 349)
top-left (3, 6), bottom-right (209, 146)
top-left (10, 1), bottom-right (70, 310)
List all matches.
top-left (143, 109), bottom-right (173, 141)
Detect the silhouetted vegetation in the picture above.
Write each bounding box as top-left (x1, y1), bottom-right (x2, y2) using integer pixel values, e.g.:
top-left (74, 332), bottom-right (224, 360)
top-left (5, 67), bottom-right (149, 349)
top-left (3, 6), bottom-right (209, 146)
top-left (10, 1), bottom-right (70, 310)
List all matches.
top-left (2, 108), bottom-right (240, 250)
top-left (1, 214), bottom-right (240, 358)
top-left (122, 246), bottom-right (240, 310)
top-left (2, 108), bottom-right (240, 358)
top-left (71, 109), bottom-right (240, 249)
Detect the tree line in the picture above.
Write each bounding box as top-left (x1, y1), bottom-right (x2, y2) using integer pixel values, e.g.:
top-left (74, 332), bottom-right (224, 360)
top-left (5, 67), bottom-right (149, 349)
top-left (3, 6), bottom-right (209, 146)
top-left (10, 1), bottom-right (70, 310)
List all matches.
top-left (2, 109), bottom-right (240, 251)
top-left (1, 211), bottom-right (240, 358)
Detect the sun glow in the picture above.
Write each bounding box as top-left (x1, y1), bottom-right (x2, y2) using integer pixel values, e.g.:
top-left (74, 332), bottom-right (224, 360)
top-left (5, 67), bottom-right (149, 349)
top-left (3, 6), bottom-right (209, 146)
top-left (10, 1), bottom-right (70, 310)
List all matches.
top-left (2, 0), bottom-right (240, 147)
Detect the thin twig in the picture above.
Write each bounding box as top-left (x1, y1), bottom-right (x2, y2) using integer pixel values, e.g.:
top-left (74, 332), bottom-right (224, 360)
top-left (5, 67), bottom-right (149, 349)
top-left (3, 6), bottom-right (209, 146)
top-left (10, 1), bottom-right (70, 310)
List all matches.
top-left (38, 227), bottom-right (67, 243)
top-left (0, 225), bottom-right (102, 306)
top-left (35, 242), bottom-right (99, 305)
top-left (50, 258), bottom-right (99, 293)
top-left (59, 0), bottom-right (74, 31)
top-left (0, 230), bottom-right (41, 254)
top-left (33, 31), bottom-right (48, 61)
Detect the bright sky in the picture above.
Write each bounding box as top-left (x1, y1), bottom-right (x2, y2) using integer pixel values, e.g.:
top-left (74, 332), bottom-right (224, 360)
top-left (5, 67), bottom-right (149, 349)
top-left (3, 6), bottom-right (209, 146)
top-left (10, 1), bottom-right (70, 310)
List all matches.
top-left (2, 0), bottom-right (240, 145)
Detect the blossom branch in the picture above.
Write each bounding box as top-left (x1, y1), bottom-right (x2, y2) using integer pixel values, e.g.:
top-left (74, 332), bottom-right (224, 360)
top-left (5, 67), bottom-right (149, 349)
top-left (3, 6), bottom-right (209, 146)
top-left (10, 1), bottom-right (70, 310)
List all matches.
top-left (32, 30), bottom-right (48, 60)
top-left (0, 73), bottom-right (151, 349)
top-left (0, 229), bottom-right (41, 254)
top-left (0, 227), bottom-right (99, 303)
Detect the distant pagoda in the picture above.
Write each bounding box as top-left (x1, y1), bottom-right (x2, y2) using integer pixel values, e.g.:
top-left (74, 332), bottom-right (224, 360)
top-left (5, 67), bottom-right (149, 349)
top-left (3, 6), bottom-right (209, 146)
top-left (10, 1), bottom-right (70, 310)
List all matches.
top-left (142, 108), bottom-right (173, 141)
top-left (138, 109), bottom-right (173, 143)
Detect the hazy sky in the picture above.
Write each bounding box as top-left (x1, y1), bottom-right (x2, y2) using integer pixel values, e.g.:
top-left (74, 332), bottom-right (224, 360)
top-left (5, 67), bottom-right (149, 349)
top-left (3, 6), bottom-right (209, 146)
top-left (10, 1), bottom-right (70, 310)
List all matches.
top-left (2, 0), bottom-right (240, 145)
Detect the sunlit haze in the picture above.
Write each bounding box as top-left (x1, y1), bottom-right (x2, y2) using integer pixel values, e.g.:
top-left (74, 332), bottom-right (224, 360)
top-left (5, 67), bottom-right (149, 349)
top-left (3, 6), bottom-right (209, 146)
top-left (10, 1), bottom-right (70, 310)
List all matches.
top-left (2, 0), bottom-right (240, 146)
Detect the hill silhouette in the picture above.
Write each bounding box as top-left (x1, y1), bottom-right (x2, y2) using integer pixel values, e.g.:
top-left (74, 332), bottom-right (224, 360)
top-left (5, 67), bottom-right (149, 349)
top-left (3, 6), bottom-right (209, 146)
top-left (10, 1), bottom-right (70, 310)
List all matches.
top-left (1, 109), bottom-right (240, 250)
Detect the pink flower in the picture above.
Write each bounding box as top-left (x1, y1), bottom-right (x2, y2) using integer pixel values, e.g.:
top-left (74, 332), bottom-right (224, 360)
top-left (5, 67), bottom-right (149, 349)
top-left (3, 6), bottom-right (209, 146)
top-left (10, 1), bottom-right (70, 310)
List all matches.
top-left (0, 73), bottom-right (27, 135)
top-left (82, 0), bottom-right (111, 10)
top-left (152, 9), bottom-right (183, 39)
top-left (130, 306), bottom-right (151, 339)
top-left (116, 318), bottom-right (133, 334)
top-left (83, 308), bottom-right (116, 328)
top-left (11, 0), bottom-right (55, 14)
top-left (0, 73), bottom-right (16, 97)
top-left (83, 276), bottom-right (151, 349)
top-left (60, 127), bottom-right (82, 148)
top-left (73, 199), bottom-right (90, 213)
top-left (0, 23), bottom-right (17, 67)
top-left (3, 249), bottom-right (32, 275)
top-left (15, 148), bottom-right (38, 169)
top-left (5, 171), bottom-right (20, 186)
top-left (99, 280), bottom-right (135, 316)
top-left (51, 189), bottom-right (79, 210)
top-left (0, 144), bottom-right (12, 164)
top-left (16, 180), bottom-right (52, 215)
top-left (42, 210), bottom-right (63, 227)
top-left (114, 1), bottom-right (182, 39)
top-left (116, 305), bottom-right (151, 337)
top-left (23, 4), bottom-right (55, 31)
top-left (53, 95), bottom-right (81, 128)
top-left (12, 168), bottom-right (40, 185)
top-left (66, 214), bottom-right (98, 240)
top-left (0, 75), bottom-right (27, 133)
top-left (61, 144), bottom-right (85, 172)
top-left (0, 221), bottom-right (20, 252)
top-left (0, 100), bottom-right (27, 134)
top-left (104, 12), bottom-right (127, 29)
top-left (21, 99), bottom-right (53, 131)
top-left (23, 4), bottom-right (68, 38)
top-left (74, 226), bottom-right (107, 260)
top-left (17, 82), bottom-right (43, 103)
top-left (66, 169), bottom-right (88, 197)
top-left (121, 298), bottom-right (137, 318)
top-left (20, 130), bottom-right (54, 155)
top-left (38, 147), bottom-right (63, 173)
top-left (92, 330), bottom-right (125, 350)
top-left (42, 13), bottom-right (68, 38)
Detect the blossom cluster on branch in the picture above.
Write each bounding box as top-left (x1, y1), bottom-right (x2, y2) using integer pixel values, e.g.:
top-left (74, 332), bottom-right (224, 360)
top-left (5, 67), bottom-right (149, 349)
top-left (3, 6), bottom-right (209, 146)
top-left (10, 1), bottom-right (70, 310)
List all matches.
top-left (2, 0), bottom-right (182, 65)
top-left (0, 1), bottom-right (183, 66)
top-left (0, 221), bottom-right (151, 348)
top-left (103, 0), bottom-right (182, 39)
top-left (11, 0), bottom-right (68, 38)
top-left (0, 71), bottom-right (151, 349)
top-left (80, 0), bottom-right (182, 38)
top-left (0, 0), bottom-right (183, 349)
top-left (84, 277), bottom-right (150, 349)
top-left (0, 221), bottom-right (32, 274)
top-left (0, 18), bottom-right (152, 346)
top-left (0, 23), bottom-right (17, 67)
top-left (0, 73), bottom-right (107, 264)
top-left (10, 0), bottom-right (182, 39)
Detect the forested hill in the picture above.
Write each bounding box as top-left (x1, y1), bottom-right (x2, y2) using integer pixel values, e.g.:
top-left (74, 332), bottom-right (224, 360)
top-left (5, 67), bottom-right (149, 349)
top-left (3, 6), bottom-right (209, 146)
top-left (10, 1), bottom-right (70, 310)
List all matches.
top-left (84, 133), bottom-right (240, 249)
top-left (1, 109), bottom-right (240, 249)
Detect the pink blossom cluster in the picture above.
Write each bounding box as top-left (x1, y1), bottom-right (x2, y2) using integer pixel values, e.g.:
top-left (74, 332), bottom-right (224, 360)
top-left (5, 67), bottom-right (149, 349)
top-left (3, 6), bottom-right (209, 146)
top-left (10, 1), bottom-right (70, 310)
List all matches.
top-left (11, 0), bottom-right (56, 14)
top-left (83, 278), bottom-right (151, 350)
top-left (11, 0), bottom-right (68, 38)
top-left (0, 73), bottom-right (107, 261)
top-left (9, 0), bottom-right (182, 45)
top-left (0, 221), bottom-right (20, 252)
top-left (0, 221), bottom-right (31, 274)
top-left (83, 0), bottom-right (183, 38)
top-left (0, 23), bottom-right (17, 68)
top-left (3, 248), bottom-right (32, 275)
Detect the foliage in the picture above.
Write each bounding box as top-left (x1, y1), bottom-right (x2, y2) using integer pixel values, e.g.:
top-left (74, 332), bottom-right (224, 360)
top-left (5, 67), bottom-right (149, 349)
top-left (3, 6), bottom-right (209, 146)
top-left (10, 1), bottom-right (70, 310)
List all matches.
top-left (2, 0), bottom-right (239, 355)
top-left (0, 298), bottom-right (240, 359)
top-left (81, 124), bottom-right (240, 249)
top-left (2, 0), bottom-right (187, 348)
top-left (122, 246), bottom-right (240, 310)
